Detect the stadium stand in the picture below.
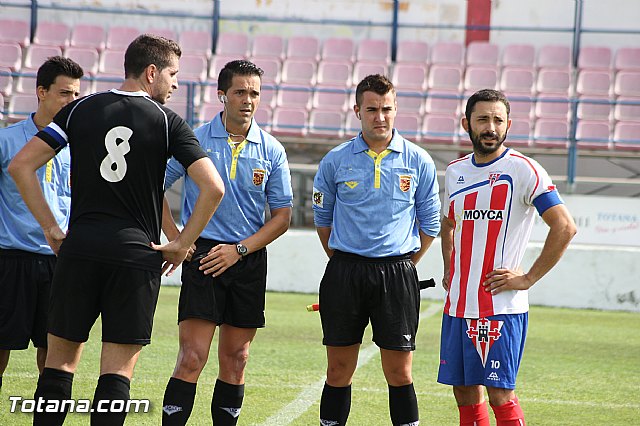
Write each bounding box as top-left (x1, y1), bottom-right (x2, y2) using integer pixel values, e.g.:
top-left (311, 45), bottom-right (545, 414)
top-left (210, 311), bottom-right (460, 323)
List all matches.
top-left (65, 46), bottom-right (100, 75)
top-left (321, 37), bottom-right (355, 63)
top-left (105, 26), bottom-right (140, 51)
top-left (501, 44), bottom-right (536, 68)
top-left (180, 30), bottom-right (214, 58)
top-left (69, 24), bottom-right (106, 51)
top-left (7, 93), bottom-right (37, 122)
top-left (33, 22), bottom-right (70, 48)
top-left (575, 120), bottom-right (612, 150)
top-left (286, 36), bottom-right (320, 62)
top-left (0, 18), bottom-right (30, 47)
top-left (356, 39), bottom-right (390, 64)
top-left (0, 42), bottom-right (22, 71)
top-left (23, 45), bottom-right (62, 71)
top-left (271, 107), bottom-right (307, 137)
top-left (396, 40), bottom-right (429, 64)
top-left (214, 32), bottom-right (248, 58)
top-left (251, 34), bottom-right (285, 60)
top-left (466, 41), bottom-right (500, 66)
top-left (430, 41), bottom-right (465, 65)
top-left (0, 67), bottom-right (13, 97)
top-left (308, 109), bottom-right (345, 138)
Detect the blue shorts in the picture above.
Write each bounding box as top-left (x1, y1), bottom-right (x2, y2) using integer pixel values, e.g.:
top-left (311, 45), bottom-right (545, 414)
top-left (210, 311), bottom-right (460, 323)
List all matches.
top-left (437, 312), bottom-right (528, 390)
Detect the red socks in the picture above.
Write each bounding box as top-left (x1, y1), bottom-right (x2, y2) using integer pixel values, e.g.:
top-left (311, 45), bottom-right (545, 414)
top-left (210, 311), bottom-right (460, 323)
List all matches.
top-left (491, 397), bottom-right (526, 426)
top-left (458, 402), bottom-right (490, 426)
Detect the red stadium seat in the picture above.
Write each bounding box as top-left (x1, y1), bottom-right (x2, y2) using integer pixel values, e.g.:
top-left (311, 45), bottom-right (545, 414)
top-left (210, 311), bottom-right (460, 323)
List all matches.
top-left (65, 46), bottom-right (100, 75)
top-left (33, 22), bottom-right (71, 48)
top-left (430, 41), bottom-right (465, 65)
top-left (352, 62), bottom-right (387, 87)
top-left (208, 54), bottom-right (238, 80)
top-left (464, 66), bottom-right (499, 92)
top-left (281, 59), bottom-right (316, 85)
top-left (576, 120), bottom-right (611, 150)
top-left (14, 72), bottom-right (37, 94)
top-left (316, 60), bottom-right (352, 88)
top-left (286, 36), bottom-right (320, 62)
top-left (535, 94), bottom-right (571, 119)
top-left (536, 68), bottom-right (572, 95)
top-left (537, 45), bottom-right (571, 69)
top-left (613, 97), bottom-right (640, 122)
top-left (271, 107), bottom-right (308, 137)
top-left (428, 65), bottom-right (463, 92)
top-left (7, 93), bottom-right (38, 122)
top-left (23, 45), bottom-right (63, 70)
top-left (253, 108), bottom-right (272, 132)
top-left (506, 118), bottom-right (533, 147)
top-left (251, 57), bottom-right (282, 84)
top-left (576, 96), bottom-right (612, 121)
top-left (505, 93), bottom-right (534, 118)
top-left (425, 91), bottom-right (460, 116)
top-left (106, 26), bottom-right (140, 51)
top-left (392, 63), bottom-right (428, 91)
top-left (99, 49), bottom-right (125, 75)
top-left (614, 47), bottom-right (640, 71)
top-left (276, 84), bottom-right (313, 110)
top-left (613, 121), bottom-right (640, 150)
top-left (0, 19), bottom-right (30, 47)
top-left (308, 109), bottom-right (345, 138)
top-left (312, 85), bottom-right (350, 112)
top-left (396, 41), bottom-right (429, 64)
top-left (500, 67), bottom-right (536, 95)
top-left (501, 44), bottom-right (536, 68)
top-left (147, 27), bottom-right (177, 41)
top-left (576, 70), bottom-right (612, 96)
top-left (578, 46), bottom-right (612, 70)
top-left (214, 32), bottom-right (248, 58)
top-left (533, 118), bottom-right (569, 148)
top-left (251, 34), bottom-right (284, 60)
top-left (356, 39), bottom-right (390, 64)
top-left (178, 54), bottom-right (208, 82)
top-left (394, 113), bottom-right (421, 142)
top-left (321, 38), bottom-right (354, 63)
top-left (70, 24), bottom-right (106, 51)
top-left (421, 114), bottom-right (459, 145)
top-left (180, 30), bottom-right (213, 58)
top-left (0, 42), bottom-right (22, 71)
top-left (0, 67), bottom-right (13, 97)
top-left (614, 71), bottom-right (640, 97)
top-left (466, 42), bottom-right (500, 67)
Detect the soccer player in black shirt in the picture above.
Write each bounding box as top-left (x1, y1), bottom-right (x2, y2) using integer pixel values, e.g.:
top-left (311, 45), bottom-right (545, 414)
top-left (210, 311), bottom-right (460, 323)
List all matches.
top-left (9, 34), bottom-right (225, 426)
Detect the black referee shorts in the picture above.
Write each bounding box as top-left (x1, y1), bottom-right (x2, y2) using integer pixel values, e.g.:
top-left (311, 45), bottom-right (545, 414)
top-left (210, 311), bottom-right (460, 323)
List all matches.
top-left (319, 250), bottom-right (420, 351)
top-left (178, 238), bottom-right (267, 328)
top-left (48, 256), bottom-right (161, 345)
top-left (0, 249), bottom-right (55, 350)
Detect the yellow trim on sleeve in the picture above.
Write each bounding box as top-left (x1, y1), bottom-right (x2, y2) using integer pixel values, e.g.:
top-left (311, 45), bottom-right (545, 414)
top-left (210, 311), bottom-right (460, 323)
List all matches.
top-left (365, 149), bottom-right (392, 188)
top-left (227, 137), bottom-right (248, 180)
top-left (45, 159), bottom-right (53, 183)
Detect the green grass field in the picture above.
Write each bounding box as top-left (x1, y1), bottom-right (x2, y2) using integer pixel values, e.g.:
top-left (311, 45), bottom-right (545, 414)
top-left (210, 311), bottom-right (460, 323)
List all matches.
top-left (1, 287), bottom-right (638, 425)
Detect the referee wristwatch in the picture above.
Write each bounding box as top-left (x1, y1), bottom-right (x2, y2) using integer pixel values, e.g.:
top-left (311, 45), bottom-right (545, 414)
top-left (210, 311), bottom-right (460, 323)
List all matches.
top-left (236, 243), bottom-right (248, 259)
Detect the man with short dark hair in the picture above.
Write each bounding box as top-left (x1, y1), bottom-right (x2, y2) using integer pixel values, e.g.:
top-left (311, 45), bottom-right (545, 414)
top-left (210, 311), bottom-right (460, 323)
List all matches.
top-left (438, 89), bottom-right (576, 426)
top-left (312, 74), bottom-right (441, 425)
top-left (0, 56), bottom-right (83, 391)
top-left (9, 35), bottom-right (225, 426)
top-left (161, 59), bottom-right (293, 426)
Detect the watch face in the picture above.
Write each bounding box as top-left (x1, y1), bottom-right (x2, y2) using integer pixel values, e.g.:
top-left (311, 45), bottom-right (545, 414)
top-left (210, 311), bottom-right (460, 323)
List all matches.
top-left (237, 244), bottom-right (248, 255)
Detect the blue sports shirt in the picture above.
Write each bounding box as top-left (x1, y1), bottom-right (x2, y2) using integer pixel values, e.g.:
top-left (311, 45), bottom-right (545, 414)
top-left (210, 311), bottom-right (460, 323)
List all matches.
top-left (165, 112), bottom-right (293, 242)
top-left (0, 114), bottom-right (71, 254)
top-left (313, 130), bottom-right (441, 258)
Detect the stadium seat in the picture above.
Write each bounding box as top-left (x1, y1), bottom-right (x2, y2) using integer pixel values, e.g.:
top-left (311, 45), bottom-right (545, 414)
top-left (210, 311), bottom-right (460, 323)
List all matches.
top-left (178, 54), bottom-right (208, 82)
top-left (505, 93), bottom-right (534, 118)
top-left (500, 67), bottom-right (536, 95)
top-left (70, 24), bottom-right (106, 51)
top-left (308, 109), bottom-right (345, 138)
top-left (0, 42), bottom-right (22, 71)
top-left (253, 108), bottom-right (272, 131)
top-left (23, 45), bottom-right (63, 70)
top-left (208, 54), bottom-right (239, 80)
top-left (251, 34), bottom-right (285, 60)
top-left (533, 118), bottom-right (569, 148)
top-left (345, 112), bottom-right (361, 138)
top-left (94, 73), bottom-right (124, 93)
top-left (147, 27), bottom-right (177, 41)
top-left (352, 62), bottom-right (387, 87)
top-left (394, 113), bottom-right (421, 142)
top-left (392, 63), bottom-right (428, 91)
top-left (7, 93), bottom-right (37, 122)
top-left (425, 91), bottom-right (460, 116)
top-left (536, 68), bottom-right (572, 95)
top-left (14, 72), bottom-right (37, 94)
top-left (396, 40), bottom-right (429, 64)
top-left (578, 46), bottom-right (612, 70)
top-left (180, 30), bottom-right (213, 58)
top-left (78, 77), bottom-right (95, 97)
top-left (64, 46), bottom-right (100, 75)
top-left (463, 66), bottom-right (499, 92)
top-left (286, 36), bottom-right (320, 62)
top-left (0, 19), bottom-right (30, 47)
top-left (537, 45), bottom-right (571, 69)
top-left (501, 44), bottom-right (536, 68)
top-left (281, 59), bottom-right (316, 85)
top-left (316, 60), bottom-right (352, 88)
top-left (576, 120), bottom-right (611, 149)
top-left (200, 81), bottom-right (217, 105)
top-left (614, 71), bottom-right (640, 97)
top-left (421, 114), bottom-right (458, 145)
top-left (106, 26), bottom-right (140, 51)
top-left (506, 118), bottom-right (532, 147)
top-left (613, 97), bottom-right (640, 122)
top-left (614, 47), bottom-right (640, 71)
top-left (576, 96), bottom-right (611, 121)
top-left (259, 85), bottom-right (277, 109)
top-left (613, 121), bottom-right (640, 150)
top-left (356, 39), bottom-right (390, 64)
top-left (428, 65), bottom-right (463, 92)
top-left (33, 22), bottom-right (71, 48)
top-left (430, 41), bottom-right (465, 65)
top-left (535, 94), bottom-right (571, 119)
top-left (198, 102), bottom-right (220, 125)
top-left (0, 67), bottom-right (12, 97)
top-left (215, 32), bottom-right (249, 58)
top-left (276, 84), bottom-right (313, 110)
top-left (396, 91), bottom-right (425, 116)
top-left (99, 49), bottom-right (125, 75)
top-left (166, 100), bottom-right (189, 120)
top-left (251, 57), bottom-right (281, 84)
top-left (466, 41), bottom-right (500, 66)
top-left (271, 107), bottom-right (308, 137)
top-left (321, 38), bottom-right (354, 62)
top-left (312, 85), bottom-right (350, 112)
top-left (576, 70), bottom-right (612, 96)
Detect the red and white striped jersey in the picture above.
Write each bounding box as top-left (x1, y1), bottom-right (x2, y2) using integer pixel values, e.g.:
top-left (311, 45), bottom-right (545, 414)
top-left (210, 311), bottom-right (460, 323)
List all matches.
top-left (443, 148), bottom-right (560, 318)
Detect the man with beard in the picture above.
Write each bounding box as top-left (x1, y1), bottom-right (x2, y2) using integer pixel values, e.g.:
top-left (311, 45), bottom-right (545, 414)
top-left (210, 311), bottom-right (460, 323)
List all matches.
top-left (437, 89), bottom-right (576, 426)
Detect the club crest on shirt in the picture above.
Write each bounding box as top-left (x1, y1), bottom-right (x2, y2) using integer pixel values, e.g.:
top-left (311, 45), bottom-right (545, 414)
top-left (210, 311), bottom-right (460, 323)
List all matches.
top-left (399, 175), bottom-right (411, 192)
top-left (488, 172), bottom-right (501, 186)
top-left (312, 187), bottom-right (324, 208)
top-left (344, 181), bottom-right (359, 189)
top-left (252, 169), bottom-right (266, 186)
top-left (466, 318), bottom-right (503, 367)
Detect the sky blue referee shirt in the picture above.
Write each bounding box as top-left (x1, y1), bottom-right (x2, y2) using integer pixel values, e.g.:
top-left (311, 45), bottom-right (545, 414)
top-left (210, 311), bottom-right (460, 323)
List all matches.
top-left (313, 130), bottom-right (441, 258)
top-left (165, 112), bottom-right (293, 242)
top-left (0, 114), bottom-right (71, 254)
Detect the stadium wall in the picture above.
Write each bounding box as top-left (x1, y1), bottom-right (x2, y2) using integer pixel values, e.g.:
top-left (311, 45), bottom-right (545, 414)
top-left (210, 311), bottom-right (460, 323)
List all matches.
top-left (162, 193), bottom-right (640, 313)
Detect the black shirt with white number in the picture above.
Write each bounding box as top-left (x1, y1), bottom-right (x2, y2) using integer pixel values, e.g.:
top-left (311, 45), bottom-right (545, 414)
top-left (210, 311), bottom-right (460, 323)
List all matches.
top-left (37, 89), bottom-right (207, 271)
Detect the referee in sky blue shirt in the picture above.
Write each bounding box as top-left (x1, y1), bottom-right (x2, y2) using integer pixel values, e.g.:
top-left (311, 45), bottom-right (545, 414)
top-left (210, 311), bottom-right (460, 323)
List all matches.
top-left (0, 57), bottom-right (83, 390)
top-left (162, 60), bottom-right (293, 426)
top-left (312, 74), bottom-right (440, 426)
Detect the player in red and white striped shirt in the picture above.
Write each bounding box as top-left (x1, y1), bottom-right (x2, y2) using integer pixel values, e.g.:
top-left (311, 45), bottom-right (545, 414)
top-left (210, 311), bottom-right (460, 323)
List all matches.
top-left (438, 89), bottom-right (576, 426)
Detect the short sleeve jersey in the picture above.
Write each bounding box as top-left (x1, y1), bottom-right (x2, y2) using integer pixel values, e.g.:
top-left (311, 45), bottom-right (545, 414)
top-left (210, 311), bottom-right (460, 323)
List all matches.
top-left (443, 148), bottom-right (563, 318)
top-left (37, 89), bottom-right (207, 271)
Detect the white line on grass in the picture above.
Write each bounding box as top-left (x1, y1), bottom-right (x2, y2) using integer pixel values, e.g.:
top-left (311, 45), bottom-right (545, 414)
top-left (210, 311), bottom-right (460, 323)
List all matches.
top-left (257, 303), bottom-right (442, 426)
